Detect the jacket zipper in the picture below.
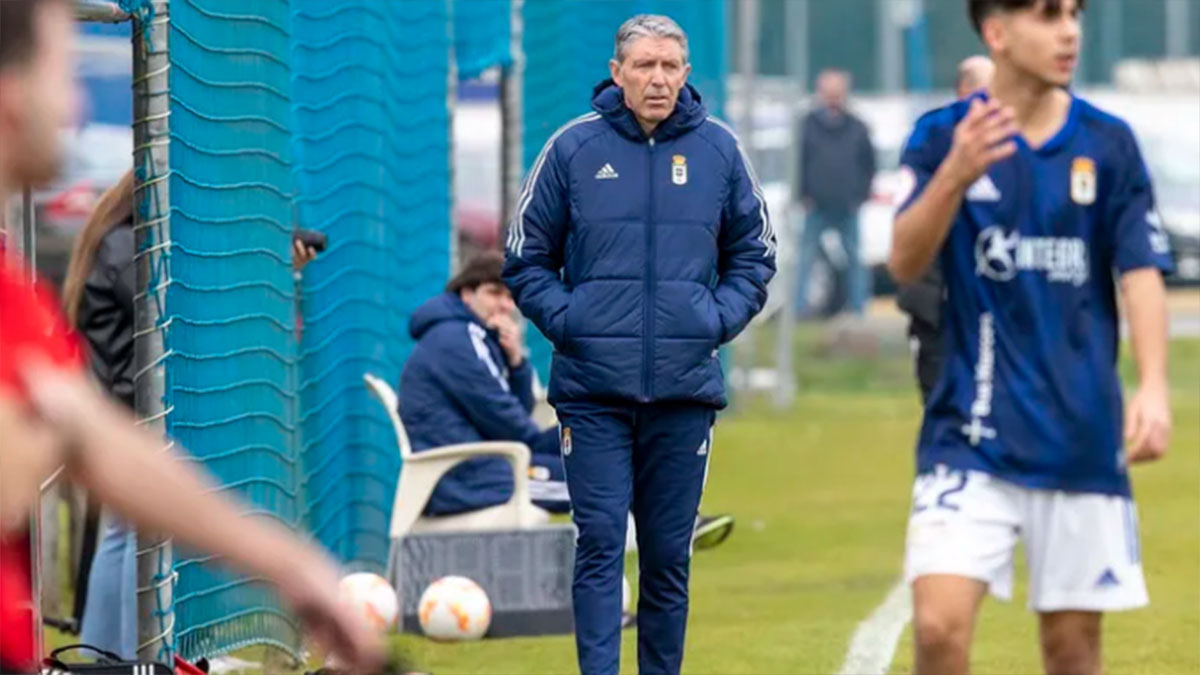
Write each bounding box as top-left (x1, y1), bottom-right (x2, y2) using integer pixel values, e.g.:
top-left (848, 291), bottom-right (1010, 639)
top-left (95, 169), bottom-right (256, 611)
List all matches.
top-left (643, 136), bottom-right (657, 402)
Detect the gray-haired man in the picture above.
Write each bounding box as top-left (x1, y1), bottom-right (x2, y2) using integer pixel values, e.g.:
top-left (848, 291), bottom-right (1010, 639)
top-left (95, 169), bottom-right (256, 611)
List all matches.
top-left (503, 13), bottom-right (774, 675)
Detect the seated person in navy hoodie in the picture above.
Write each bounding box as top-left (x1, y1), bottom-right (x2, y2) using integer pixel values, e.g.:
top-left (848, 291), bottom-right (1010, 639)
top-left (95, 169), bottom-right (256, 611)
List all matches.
top-left (400, 253), bottom-right (735, 547)
top-left (399, 252), bottom-right (568, 516)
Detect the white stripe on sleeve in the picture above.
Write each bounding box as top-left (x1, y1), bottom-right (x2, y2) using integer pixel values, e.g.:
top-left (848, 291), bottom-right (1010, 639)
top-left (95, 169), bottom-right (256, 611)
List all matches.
top-left (508, 112), bottom-right (601, 257)
top-left (468, 323), bottom-right (510, 392)
top-left (707, 116), bottom-right (776, 257)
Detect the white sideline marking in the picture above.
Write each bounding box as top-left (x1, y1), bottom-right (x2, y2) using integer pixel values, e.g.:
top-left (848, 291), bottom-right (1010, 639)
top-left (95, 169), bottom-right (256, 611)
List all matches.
top-left (836, 580), bottom-right (912, 675)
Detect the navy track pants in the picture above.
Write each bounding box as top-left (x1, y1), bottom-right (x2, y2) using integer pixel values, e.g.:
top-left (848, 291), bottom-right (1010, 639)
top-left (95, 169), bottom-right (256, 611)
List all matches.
top-left (555, 400), bottom-right (714, 675)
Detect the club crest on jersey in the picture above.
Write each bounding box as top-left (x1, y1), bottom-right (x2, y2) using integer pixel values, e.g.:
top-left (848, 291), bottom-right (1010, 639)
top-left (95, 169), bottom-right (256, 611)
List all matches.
top-left (1071, 156), bottom-right (1097, 205)
top-left (561, 427), bottom-right (572, 457)
top-left (671, 154), bottom-right (688, 185)
top-left (975, 226), bottom-right (1089, 286)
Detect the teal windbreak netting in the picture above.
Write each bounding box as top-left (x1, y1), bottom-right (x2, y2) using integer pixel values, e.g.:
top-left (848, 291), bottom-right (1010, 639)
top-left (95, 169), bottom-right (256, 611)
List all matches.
top-left (292, 0), bottom-right (452, 572)
top-left (150, 0), bottom-right (472, 659)
top-left (519, 0), bottom-right (728, 379)
top-left (455, 0), bottom-right (512, 80)
top-left (165, 0), bottom-right (302, 660)
top-left (162, 0), bottom-right (453, 661)
top-left (522, 0), bottom-right (726, 156)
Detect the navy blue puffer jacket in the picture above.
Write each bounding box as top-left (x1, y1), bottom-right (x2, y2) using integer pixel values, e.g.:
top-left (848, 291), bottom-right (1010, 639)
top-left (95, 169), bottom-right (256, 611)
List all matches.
top-left (398, 293), bottom-right (558, 515)
top-left (503, 80), bottom-right (776, 407)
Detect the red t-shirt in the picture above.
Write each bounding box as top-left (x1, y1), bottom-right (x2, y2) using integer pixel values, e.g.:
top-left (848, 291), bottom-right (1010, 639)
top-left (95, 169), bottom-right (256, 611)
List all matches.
top-left (0, 258), bottom-right (83, 672)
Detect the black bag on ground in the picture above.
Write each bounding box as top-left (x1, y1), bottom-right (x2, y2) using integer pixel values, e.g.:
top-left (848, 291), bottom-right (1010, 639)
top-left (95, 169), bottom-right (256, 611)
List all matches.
top-left (39, 645), bottom-right (172, 674)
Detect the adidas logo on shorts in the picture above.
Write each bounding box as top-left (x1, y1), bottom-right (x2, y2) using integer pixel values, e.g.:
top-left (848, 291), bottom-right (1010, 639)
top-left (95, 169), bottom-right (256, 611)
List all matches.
top-left (1094, 568), bottom-right (1120, 588)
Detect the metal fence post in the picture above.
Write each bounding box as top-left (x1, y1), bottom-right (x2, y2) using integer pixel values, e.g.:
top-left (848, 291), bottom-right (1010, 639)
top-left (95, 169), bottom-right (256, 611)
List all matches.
top-left (129, 0), bottom-right (175, 663)
top-left (1166, 0), bottom-right (1191, 59)
top-left (732, 0), bottom-right (760, 402)
top-left (774, 0), bottom-right (808, 411)
top-left (76, 0), bottom-right (131, 22)
top-left (500, 0), bottom-right (525, 248)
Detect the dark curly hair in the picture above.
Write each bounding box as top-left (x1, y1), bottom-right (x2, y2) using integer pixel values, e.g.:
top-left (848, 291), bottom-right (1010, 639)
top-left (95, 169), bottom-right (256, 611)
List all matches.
top-left (446, 251), bottom-right (506, 294)
top-left (967, 0), bottom-right (1087, 35)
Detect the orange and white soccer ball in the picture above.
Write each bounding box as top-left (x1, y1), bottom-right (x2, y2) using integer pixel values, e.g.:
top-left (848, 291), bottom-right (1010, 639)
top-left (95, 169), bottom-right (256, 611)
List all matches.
top-left (338, 572), bottom-right (399, 634)
top-left (417, 575), bottom-right (492, 641)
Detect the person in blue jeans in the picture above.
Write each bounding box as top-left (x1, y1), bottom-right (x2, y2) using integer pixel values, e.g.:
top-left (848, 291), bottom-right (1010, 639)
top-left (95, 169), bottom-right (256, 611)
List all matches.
top-left (795, 69), bottom-right (876, 317)
top-left (503, 15), bottom-right (774, 675)
top-left (60, 171), bottom-right (139, 656)
top-left (60, 170), bottom-right (319, 656)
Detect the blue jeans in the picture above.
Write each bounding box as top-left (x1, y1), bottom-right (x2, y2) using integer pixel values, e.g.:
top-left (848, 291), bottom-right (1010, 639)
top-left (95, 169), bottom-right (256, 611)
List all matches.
top-left (80, 515), bottom-right (137, 659)
top-left (794, 209), bottom-right (870, 316)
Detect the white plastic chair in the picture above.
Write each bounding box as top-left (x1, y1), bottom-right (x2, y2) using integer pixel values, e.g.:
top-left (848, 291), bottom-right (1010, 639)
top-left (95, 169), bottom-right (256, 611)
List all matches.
top-left (362, 374), bottom-right (548, 539)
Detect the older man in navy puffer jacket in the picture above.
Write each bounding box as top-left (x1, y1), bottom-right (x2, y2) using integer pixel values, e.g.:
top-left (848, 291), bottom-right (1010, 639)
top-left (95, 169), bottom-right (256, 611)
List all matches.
top-left (503, 14), bottom-right (775, 675)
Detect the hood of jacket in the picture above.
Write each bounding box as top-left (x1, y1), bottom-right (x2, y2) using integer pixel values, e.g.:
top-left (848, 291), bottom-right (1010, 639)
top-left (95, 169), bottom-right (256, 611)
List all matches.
top-left (590, 78), bottom-right (707, 142)
top-left (409, 292), bottom-right (482, 340)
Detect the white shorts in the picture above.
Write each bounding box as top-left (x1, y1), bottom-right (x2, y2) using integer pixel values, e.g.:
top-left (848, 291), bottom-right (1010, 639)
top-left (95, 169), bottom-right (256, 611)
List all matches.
top-left (904, 466), bottom-right (1147, 612)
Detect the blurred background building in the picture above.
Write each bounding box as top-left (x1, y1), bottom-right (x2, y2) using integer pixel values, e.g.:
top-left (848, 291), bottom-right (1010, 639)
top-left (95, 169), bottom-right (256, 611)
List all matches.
top-left (750, 0), bottom-right (1200, 91)
top-left (48, 0), bottom-right (1199, 296)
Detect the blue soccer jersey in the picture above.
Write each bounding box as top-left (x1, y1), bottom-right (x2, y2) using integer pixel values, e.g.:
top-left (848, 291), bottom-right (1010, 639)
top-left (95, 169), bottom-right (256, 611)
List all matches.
top-left (898, 93), bottom-right (1174, 497)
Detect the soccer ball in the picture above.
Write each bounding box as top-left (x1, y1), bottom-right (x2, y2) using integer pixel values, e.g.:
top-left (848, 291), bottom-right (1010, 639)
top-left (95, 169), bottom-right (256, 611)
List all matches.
top-left (338, 572), bottom-right (399, 634)
top-left (417, 575), bottom-right (492, 641)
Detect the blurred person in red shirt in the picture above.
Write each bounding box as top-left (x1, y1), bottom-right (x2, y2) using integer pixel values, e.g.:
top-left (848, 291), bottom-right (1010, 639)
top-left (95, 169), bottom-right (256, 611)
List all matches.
top-left (0, 1), bottom-right (379, 671)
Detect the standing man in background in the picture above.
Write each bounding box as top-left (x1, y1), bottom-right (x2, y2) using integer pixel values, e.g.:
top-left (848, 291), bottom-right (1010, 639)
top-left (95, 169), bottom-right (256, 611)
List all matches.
top-left (504, 14), bottom-right (774, 675)
top-left (795, 69), bottom-right (876, 317)
top-left (896, 55), bottom-right (995, 403)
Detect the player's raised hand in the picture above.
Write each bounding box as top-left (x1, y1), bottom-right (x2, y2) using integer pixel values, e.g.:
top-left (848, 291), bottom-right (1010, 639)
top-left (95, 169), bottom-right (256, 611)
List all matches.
top-left (293, 237), bottom-right (319, 272)
top-left (1125, 383), bottom-right (1171, 464)
top-left (943, 98), bottom-right (1018, 188)
top-left (488, 312), bottom-right (526, 367)
top-left (278, 555), bottom-right (386, 672)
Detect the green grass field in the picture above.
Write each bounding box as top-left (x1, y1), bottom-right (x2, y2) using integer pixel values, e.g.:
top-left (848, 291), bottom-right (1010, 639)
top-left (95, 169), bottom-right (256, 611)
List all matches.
top-left (388, 335), bottom-right (1200, 675)
top-left (47, 331), bottom-right (1200, 674)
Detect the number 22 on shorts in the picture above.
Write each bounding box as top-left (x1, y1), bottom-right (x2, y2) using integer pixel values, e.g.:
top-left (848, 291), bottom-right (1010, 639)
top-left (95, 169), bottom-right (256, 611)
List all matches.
top-left (912, 469), bottom-right (969, 514)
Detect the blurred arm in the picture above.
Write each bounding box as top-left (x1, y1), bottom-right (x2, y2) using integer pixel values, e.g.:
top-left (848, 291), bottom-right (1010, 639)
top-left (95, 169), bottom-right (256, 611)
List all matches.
top-left (502, 138), bottom-right (572, 346)
top-left (509, 359), bottom-right (537, 413)
top-left (428, 325), bottom-right (547, 447)
top-left (1122, 269), bottom-right (1168, 390)
top-left (22, 366), bottom-right (334, 585)
top-left (859, 122), bottom-right (877, 204)
top-left (797, 115), bottom-right (813, 204)
top-left (887, 166), bottom-right (967, 285)
top-left (0, 395), bottom-right (66, 534)
top-left (715, 140), bottom-right (777, 343)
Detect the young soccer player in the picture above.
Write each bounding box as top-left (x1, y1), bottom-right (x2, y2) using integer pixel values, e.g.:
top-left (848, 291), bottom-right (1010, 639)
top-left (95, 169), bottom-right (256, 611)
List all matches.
top-left (888, 1), bottom-right (1173, 673)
